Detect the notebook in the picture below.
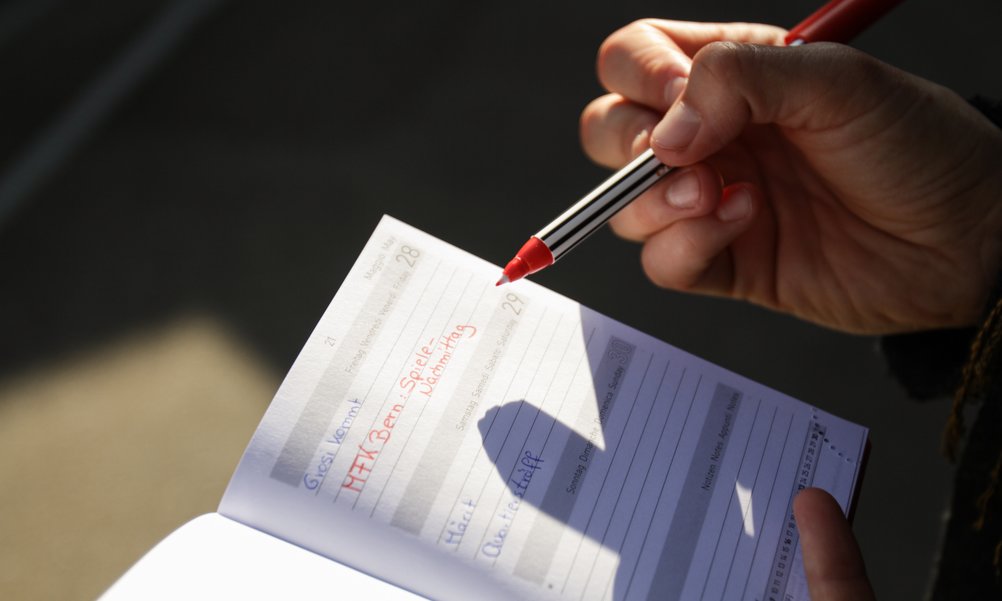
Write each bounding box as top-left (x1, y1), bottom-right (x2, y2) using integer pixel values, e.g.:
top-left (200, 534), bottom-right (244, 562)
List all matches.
top-left (101, 216), bottom-right (867, 601)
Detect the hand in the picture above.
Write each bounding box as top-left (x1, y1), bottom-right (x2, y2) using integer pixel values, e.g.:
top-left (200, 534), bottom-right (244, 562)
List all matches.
top-left (794, 488), bottom-right (875, 601)
top-left (581, 20), bottom-right (1002, 334)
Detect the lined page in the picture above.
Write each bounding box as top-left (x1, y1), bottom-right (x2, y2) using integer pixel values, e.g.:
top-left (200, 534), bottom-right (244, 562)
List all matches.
top-left (219, 216), bottom-right (867, 601)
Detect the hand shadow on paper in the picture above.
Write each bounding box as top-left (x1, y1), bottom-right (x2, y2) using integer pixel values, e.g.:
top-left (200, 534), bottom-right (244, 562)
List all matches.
top-left (477, 398), bottom-right (655, 600)
top-left (476, 344), bottom-right (760, 601)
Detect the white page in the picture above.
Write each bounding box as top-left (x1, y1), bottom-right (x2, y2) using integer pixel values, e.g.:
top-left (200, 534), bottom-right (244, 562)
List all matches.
top-left (99, 513), bottom-right (423, 600)
top-left (220, 215), bottom-right (867, 601)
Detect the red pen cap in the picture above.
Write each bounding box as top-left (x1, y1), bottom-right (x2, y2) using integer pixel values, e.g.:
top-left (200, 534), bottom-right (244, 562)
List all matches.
top-left (784, 0), bottom-right (905, 45)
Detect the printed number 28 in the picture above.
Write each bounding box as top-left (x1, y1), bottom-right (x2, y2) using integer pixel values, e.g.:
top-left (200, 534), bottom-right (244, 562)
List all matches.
top-left (396, 245), bottom-right (420, 267)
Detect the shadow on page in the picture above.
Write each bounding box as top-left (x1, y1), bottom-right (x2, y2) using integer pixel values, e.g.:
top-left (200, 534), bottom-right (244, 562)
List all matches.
top-left (475, 308), bottom-right (843, 601)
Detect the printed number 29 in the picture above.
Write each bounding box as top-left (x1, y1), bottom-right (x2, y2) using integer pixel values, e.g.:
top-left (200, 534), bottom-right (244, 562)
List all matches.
top-left (396, 245), bottom-right (420, 267)
top-left (502, 292), bottom-right (523, 315)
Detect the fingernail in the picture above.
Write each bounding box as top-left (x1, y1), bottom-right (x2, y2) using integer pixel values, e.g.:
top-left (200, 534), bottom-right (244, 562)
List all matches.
top-left (652, 101), bottom-right (701, 151)
top-left (666, 169), bottom-right (699, 209)
top-left (664, 77), bottom-right (687, 106)
top-left (630, 128), bottom-right (651, 156)
top-left (717, 188), bottom-right (752, 222)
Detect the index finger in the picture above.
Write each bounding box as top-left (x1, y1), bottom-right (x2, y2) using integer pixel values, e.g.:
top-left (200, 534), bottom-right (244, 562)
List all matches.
top-left (598, 19), bottom-right (787, 113)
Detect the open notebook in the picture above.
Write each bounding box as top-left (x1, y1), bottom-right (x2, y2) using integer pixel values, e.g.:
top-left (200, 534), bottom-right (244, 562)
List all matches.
top-left (101, 216), bottom-right (868, 601)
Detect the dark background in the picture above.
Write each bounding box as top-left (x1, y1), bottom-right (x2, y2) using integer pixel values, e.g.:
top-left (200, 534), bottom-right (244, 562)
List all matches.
top-left (1, 0), bottom-right (999, 598)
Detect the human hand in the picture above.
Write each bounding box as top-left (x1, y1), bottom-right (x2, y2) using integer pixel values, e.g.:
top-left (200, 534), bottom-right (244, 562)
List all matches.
top-left (794, 487), bottom-right (875, 600)
top-left (581, 20), bottom-right (1002, 334)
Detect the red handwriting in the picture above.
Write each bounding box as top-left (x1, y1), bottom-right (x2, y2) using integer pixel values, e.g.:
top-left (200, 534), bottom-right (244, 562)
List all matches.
top-left (341, 324), bottom-right (476, 495)
top-left (398, 324), bottom-right (477, 399)
top-left (342, 403), bottom-right (403, 493)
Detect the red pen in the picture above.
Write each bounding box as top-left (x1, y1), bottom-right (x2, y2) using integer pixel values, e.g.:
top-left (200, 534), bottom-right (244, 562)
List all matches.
top-left (497, 0), bottom-right (904, 286)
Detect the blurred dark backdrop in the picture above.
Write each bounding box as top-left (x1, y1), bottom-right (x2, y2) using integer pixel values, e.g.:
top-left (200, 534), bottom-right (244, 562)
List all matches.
top-left (1, 0), bottom-right (999, 599)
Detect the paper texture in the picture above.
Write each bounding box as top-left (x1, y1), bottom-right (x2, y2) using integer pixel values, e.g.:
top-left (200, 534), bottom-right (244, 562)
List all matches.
top-left (219, 215), bottom-right (867, 601)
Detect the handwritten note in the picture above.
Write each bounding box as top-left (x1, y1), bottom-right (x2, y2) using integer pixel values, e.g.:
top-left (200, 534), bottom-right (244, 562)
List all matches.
top-left (219, 216), bottom-right (867, 601)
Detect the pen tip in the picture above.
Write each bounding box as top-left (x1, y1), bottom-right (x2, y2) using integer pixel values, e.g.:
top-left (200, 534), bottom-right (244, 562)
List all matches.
top-left (496, 274), bottom-right (510, 286)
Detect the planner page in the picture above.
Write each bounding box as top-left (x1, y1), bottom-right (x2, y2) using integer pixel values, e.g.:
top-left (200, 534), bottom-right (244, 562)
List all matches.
top-left (219, 215), bottom-right (868, 601)
top-left (99, 513), bottom-right (422, 601)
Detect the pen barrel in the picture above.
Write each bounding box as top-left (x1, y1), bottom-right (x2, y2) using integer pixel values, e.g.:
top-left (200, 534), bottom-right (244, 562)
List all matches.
top-left (536, 149), bottom-right (671, 260)
top-left (784, 0), bottom-right (905, 44)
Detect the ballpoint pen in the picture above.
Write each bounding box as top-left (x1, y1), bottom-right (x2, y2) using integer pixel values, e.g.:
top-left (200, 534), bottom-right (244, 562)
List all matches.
top-left (497, 0), bottom-right (904, 286)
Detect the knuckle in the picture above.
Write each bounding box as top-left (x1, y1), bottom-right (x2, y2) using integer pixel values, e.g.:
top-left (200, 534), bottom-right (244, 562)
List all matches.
top-left (640, 234), bottom-right (703, 291)
top-left (615, 18), bottom-right (657, 41)
top-left (691, 41), bottom-right (747, 82)
top-left (827, 43), bottom-right (893, 89)
top-left (597, 24), bottom-right (636, 83)
top-left (598, 19), bottom-right (675, 90)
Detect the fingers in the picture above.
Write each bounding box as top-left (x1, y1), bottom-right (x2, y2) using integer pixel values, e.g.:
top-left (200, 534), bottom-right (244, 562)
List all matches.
top-left (579, 93), bottom-right (759, 179)
top-left (794, 488), bottom-right (875, 601)
top-left (580, 94), bottom-right (661, 169)
top-left (650, 41), bottom-right (893, 167)
top-left (608, 162), bottom-right (723, 241)
top-left (598, 21), bottom-right (692, 113)
top-left (598, 20), bottom-right (787, 112)
top-left (585, 20), bottom-right (791, 171)
top-left (639, 19), bottom-right (788, 57)
top-left (636, 183), bottom-right (761, 297)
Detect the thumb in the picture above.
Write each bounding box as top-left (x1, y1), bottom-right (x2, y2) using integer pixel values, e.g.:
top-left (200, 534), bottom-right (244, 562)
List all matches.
top-left (794, 488), bottom-right (875, 601)
top-left (649, 41), bottom-right (896, 165)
